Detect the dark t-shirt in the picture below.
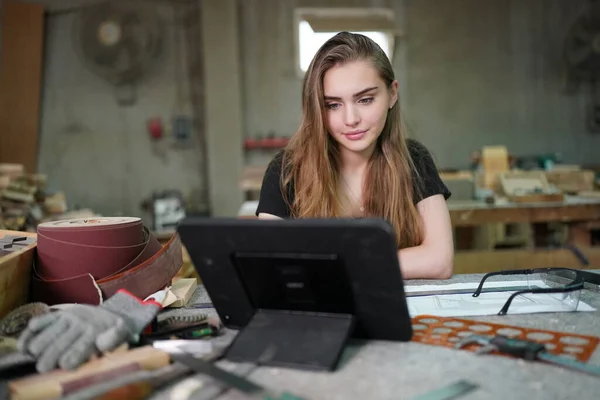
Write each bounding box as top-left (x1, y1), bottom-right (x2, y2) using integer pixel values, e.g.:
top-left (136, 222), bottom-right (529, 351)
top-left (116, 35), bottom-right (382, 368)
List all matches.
top-left (255, 139), bottom-right (451, 218)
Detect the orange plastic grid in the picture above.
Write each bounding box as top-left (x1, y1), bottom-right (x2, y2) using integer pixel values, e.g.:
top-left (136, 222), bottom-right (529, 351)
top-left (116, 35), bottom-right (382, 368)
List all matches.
top-left (411, 315), bottom-right (600, 362)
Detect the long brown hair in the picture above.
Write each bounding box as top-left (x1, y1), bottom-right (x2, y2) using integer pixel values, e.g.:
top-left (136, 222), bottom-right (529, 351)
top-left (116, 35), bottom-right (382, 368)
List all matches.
top-left (281, 31), bottom-right (423, 249)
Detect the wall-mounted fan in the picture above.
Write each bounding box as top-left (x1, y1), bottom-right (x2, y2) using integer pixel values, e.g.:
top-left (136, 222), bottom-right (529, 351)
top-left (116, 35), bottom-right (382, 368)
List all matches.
top-left (563, 0), bottom-right (600, 132)
top-left (72, 0), bottom-right (165, 105)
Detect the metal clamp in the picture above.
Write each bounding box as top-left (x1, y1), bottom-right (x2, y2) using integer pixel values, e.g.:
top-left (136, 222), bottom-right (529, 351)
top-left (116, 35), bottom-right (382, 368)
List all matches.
top-left (454, 334), bottom-right (545, 360)
top-left (454, 333), bottom-right (600, 377)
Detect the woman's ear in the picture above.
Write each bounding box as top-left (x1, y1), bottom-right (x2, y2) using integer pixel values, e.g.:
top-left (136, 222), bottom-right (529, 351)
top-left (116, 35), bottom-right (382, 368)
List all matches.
top-left (389, 80), bottom-right (399, 109)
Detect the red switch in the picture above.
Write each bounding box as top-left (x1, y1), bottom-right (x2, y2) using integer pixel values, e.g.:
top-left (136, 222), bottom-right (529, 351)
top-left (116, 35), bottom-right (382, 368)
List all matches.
top-left (147, 117), bottom-right (163, 139)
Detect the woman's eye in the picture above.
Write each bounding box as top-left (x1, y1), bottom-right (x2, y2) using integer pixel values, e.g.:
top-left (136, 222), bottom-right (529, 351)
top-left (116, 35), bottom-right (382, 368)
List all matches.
top-left (359, 97), bottom-right (374, 104)
top-left (326, 103), bottom-right (340, 110)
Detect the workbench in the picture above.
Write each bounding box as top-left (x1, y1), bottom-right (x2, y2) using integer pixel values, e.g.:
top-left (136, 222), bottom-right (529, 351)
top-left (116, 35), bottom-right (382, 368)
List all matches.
top-left (151, 272), bottom-right (600, 400)
top-left (449, 196), bottom-right (600, 273)
top-left (237, 196), bottom-right (600, 274)
top-left (449, 196), bottom-right (600, 226)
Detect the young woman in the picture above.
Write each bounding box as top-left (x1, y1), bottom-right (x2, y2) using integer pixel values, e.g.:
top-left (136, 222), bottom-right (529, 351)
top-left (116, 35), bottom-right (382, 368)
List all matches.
top-left (256, 32), bottom-right (454, 280)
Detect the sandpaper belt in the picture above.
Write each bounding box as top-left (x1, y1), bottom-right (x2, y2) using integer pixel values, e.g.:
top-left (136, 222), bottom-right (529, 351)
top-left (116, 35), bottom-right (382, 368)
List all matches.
top-left (30, 218), bottom-right (183, 305)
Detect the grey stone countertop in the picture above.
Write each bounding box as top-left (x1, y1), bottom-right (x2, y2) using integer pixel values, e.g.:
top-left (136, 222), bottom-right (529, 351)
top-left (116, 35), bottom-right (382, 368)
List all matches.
top-left (153, 272), bottom-right (600, 400)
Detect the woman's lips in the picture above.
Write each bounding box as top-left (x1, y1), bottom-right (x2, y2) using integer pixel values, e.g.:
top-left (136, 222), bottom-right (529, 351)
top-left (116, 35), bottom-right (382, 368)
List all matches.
top-left (344, 129), bottom-right (367, 141)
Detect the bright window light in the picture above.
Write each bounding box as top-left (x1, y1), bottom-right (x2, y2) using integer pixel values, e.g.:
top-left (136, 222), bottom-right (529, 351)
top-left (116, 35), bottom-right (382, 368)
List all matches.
top-left (298, 20), bottom-right (392, 72)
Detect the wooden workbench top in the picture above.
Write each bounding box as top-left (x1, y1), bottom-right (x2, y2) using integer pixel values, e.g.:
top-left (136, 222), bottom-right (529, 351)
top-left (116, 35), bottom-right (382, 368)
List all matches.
top-left (449, 196), bottom-right (600, 226)
top-left (238, 196), bottom-right (600, 225)
top-left (448, 195), bottom-right (600, 210)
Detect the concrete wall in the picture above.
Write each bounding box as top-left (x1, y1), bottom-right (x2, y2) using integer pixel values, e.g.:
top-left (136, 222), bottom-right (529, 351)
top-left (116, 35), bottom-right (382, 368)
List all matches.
top-left (36, 2), bottom-right (209, 219)
top-left (404, 0), bottom-right (597, 168)
top-left (240, 0), bottom-right (598, 168)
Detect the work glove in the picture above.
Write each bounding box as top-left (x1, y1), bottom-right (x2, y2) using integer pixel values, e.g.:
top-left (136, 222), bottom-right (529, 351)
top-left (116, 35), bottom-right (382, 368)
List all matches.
top-left (17, 289), bottom-right (162, 373)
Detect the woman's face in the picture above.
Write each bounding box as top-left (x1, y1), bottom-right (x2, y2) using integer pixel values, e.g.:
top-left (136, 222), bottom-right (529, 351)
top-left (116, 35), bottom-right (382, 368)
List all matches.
top-left (323, 60), bottom-right (398, 158)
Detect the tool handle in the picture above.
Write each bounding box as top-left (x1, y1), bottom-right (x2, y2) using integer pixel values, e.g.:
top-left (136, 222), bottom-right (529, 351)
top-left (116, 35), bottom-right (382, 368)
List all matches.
top-left (490, 335), bottom-right (546, 360)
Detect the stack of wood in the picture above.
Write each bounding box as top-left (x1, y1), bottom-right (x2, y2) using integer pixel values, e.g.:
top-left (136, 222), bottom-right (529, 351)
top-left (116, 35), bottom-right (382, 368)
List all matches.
top-left (499, 170), bottom-right (564, 203)
top-left (545, 166), bottom-right (597, 195)
top-left (0, 164), bottom-right (31, 231)
top-left (476, 146), bottom-right (510, 193)
top-left (0, 163), bottom-right (95, 232)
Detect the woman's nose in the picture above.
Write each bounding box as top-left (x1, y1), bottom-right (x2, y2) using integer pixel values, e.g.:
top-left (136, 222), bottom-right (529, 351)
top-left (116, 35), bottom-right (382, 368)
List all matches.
top-left (343, 105), bottom-right (359, 126)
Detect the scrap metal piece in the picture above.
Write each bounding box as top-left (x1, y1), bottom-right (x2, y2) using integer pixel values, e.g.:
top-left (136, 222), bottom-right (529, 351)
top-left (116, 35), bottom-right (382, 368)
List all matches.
top-left (474, 344), bottom-right (498, 355)
top-left (169, 352), bottom-right (306, 400)
top-left (453, 334), bottom-right (495, 352)
top-left (0, 235), bottom-right (36, 247)
top-left (409, 380), bottom-right (479, 400)
top-left (0, 235), bottom-right (36, 256)
top-left (454, 334), bottom-right (510, 355)
top-left (537, 351), bottom-right (600, 377)
top-left (157, 313), bottom-right (208, 333)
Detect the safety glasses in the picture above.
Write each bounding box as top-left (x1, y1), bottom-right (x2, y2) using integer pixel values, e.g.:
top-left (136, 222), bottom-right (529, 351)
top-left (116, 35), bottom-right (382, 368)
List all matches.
top-left (472, 268), bottom-right (585, 315)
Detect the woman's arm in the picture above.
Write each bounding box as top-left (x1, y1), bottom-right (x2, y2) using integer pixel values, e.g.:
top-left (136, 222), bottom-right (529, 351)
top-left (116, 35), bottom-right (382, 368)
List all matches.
top-left (258, 213), bottom-right (283, 220)
top-left (397, 194), bottom-right (454, 280)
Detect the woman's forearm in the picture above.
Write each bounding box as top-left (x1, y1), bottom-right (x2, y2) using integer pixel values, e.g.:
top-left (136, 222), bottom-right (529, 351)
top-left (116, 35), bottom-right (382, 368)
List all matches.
top-left (397, 244), bottom-right (454, 280)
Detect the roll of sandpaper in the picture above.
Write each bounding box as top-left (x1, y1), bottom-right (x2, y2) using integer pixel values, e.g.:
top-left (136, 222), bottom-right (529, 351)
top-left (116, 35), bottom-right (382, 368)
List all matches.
top-left (31, 217), bottom-right (183, 306)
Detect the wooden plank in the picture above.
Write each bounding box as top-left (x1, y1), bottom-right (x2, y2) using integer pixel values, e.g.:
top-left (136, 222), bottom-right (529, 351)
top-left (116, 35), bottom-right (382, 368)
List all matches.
top-left (9, 345), bottom-right (170, 399)
top-left (0, 1), bottom-right (45, 172)
top-left (450, 203), bottom-right (600, 226)
top-left (454, 247), bottom-right (600, 274)
top-left (0, 229), bottom-right (37, 319)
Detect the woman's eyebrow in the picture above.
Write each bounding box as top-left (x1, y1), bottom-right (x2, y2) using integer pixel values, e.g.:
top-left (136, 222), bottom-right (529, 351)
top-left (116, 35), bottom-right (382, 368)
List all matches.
top-left (324, 86), bottom-right (379, 101)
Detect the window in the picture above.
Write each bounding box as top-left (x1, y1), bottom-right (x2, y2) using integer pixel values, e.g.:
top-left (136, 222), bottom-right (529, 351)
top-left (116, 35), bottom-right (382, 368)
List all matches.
top-left (294, 8), bottom-right (398, 76)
